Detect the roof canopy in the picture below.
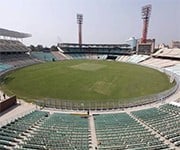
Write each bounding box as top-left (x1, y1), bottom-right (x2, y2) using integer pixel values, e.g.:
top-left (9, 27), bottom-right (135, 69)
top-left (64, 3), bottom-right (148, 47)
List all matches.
top-left (59, 43), bottom-right (130, 48)
top-left (0, 28), bottom-right (31, 38)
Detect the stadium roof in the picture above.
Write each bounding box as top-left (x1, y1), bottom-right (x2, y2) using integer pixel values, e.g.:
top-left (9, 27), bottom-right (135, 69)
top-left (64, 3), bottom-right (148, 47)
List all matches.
top-left (0, 28), bottom-right (31, 38)
top-left (59, 43), bottom-right (130, 48)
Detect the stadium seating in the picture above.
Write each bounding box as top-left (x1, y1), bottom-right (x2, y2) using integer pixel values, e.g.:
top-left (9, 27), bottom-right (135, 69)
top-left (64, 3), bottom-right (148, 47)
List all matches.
top-left (116, 54), bottom-right (150, 63)
top-left (140, 57), bottom-right (180, 68)
top-left (51, 51), bottom-right (68, 60)
top-left (30, 51), bottom-right (57, 61)
top-left (94, 112), bottom-right (170, 149)
top-left (0, 39), bottom-right (29, 52)
top-left (117, 55), bottom-right (130, 62)
top-left (0, 111), bottom-right (89, 149)
top-left (0, 38), bottom-right (40, 73)
top-left (0, 104), bottom-right (179, 149)
top-left (153, 48), bottom-right (180, 59)
top-left (20, 113), bottom-right (89, 150)
top-left (0, 63), bottom-right (13, 72)
top-left (159, 103), bottom-right (180, 115)
top-left (66, 53), bottom-right (108, 60)
top-left (68, 54), bottom-right (81, 59)
top-left (132, 106), bottom-right (180, 147)
top-left (97, 54), bottom-right (107, 60)
top-left (0, 111), bottom-right (48, 149)
top-left (0, 54), bottom-right (39, 73)
top-left (129, 55), bottom-right (150, 63)
top-left (165, 65), bottom-right (180, 76)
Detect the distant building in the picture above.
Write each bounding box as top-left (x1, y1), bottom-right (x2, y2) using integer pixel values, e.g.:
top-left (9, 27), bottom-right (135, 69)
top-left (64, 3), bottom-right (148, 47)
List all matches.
top-left (158, 43), bottom-right (169, 49)
top-left (126, 37), bottom-right (137, 50)
top-left (136, 39), bottom-right (155, 55)
top-left (172, 41), bottom-right (180, 48)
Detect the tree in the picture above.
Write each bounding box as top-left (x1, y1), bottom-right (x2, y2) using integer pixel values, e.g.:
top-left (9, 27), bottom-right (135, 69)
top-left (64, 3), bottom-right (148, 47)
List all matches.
top-left (50, 45), bottom-right (58, 51)
top-left (36, 45), bottom-right (44, 51)
top-left (29, 45), bottom-right (36, 51)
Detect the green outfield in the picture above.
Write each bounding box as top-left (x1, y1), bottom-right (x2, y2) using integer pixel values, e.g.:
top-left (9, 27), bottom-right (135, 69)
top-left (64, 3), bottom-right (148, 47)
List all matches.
top-left (0, 60), bottom-right (174, 104)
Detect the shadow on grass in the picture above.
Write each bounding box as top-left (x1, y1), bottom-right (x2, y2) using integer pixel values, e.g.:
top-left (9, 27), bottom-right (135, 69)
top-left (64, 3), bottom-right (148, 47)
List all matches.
top-left (0, 76), bottom-right (15, 85)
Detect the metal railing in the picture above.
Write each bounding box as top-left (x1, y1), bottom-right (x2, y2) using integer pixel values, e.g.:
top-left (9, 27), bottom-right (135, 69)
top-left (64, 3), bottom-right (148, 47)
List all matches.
top-left (35, 76), bottom-right (179, 110)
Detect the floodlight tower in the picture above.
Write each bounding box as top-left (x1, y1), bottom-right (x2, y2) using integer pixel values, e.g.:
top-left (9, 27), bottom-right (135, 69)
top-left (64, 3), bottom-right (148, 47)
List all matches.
top-left (77, 14), bottom-right (83, 47)
top-left (141, 4), bottom-right (152, 43)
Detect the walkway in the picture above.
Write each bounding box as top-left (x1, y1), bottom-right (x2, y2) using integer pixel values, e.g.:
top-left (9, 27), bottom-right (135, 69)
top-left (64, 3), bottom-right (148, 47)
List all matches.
top-left (89, 113), bottom-right (98, 150)
top-left (0, 99), bottom-right (36, 127)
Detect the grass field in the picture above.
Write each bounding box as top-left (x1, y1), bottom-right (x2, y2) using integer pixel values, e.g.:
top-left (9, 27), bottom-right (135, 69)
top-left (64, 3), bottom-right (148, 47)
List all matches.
top-left (0, 60), bottom-right (174, 104)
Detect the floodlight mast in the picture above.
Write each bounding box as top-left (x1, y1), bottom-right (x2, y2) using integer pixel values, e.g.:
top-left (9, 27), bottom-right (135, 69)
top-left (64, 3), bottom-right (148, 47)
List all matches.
top-left (141, 4), bottom-right (152, 43)
top-left (77, 14), bottom-right (83, 47)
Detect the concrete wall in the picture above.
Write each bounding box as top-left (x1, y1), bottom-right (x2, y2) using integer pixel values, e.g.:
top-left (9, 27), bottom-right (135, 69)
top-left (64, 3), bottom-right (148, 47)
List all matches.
top-left (0, 96), bottom-right (17, 113)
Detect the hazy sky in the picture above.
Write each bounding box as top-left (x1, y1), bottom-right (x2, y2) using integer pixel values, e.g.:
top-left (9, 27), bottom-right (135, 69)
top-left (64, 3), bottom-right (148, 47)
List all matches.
top-left (0, 0), bottom-right (179, 46)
